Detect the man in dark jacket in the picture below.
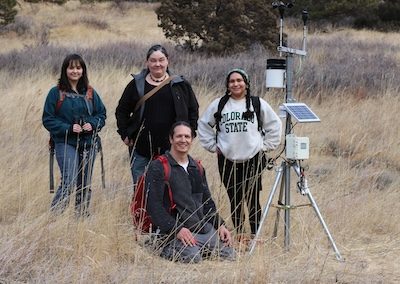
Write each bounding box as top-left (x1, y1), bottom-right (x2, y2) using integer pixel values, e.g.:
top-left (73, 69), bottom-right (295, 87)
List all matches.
top-left (115, 45), bottom-right (199, 184)
top-left (146, 121), bottom-right (236, 263)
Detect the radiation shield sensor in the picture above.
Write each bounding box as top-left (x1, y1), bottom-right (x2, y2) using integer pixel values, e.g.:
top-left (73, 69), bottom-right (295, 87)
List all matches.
top-left (282, 102), bottom-right (320, 123)
top-left (265, 58), bottom-right (286, 89)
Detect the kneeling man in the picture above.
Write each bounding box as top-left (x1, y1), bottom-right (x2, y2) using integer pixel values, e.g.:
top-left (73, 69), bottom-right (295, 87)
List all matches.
top-left (146, 121), bottom-right (236, 263)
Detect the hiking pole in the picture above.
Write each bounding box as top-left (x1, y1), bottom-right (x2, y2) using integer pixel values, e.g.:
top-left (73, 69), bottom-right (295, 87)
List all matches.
top-left (100, 147), bottom-right (105, 189)
top-left (97, 137), bottom-right (105, 189)
top-left (49, 140), bottom-right (55, 193)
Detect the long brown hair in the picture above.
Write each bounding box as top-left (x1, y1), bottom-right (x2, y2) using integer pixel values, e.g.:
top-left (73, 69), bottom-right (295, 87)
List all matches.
top-left (58, 53), bottom-right (89, 94)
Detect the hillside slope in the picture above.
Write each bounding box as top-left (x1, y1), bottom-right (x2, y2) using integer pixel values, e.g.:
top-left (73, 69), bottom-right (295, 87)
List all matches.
top-left (0, 1), bottom-right (399, 283)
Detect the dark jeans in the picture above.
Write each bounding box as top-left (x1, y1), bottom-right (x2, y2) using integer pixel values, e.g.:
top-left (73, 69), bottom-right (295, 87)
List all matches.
top-left (128, 147), bottom-right (151, 185)
top-left (51, 143), bottom-right (96, 216)
top-left (218, 152), bottom-right (264, 234)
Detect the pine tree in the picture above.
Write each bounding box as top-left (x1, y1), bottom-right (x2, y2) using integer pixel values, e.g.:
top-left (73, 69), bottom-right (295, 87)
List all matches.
top-left (0, 0), bottom-right (18, 26)
top-left (156, 0), bottom-right (279, 54)
top-left (378, 0), bottom-right (400, 27)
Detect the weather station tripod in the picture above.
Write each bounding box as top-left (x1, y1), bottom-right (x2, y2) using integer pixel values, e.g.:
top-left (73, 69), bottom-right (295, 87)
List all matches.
top-left (248, 1), bottom-right (343, 262)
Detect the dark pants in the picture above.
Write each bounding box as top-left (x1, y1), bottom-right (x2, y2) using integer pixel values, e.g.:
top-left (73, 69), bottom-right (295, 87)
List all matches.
top-left (52, 143), bottom-right (96, 216)
top-left (128, 146), bottom-right (151, 185)
top-left (218, 152), bottom-right (264, 234)
top-left (160, 224), bottom-right (236, 263)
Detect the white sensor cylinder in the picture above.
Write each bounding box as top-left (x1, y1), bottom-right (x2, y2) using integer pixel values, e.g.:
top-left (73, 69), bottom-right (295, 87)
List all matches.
top-left (266, 69), bottom-right (286, 88)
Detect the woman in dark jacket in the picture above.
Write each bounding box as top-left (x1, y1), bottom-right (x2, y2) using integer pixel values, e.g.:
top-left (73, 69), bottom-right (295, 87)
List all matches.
top-left (115, 44), bottom-right (199, 185)
top-left (42, 54), bottom-right (106, 216)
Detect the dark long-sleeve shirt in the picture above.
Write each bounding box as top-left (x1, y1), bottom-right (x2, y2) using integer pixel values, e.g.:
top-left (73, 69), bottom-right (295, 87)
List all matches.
top-left (145, 152), bottom-right (224, 235)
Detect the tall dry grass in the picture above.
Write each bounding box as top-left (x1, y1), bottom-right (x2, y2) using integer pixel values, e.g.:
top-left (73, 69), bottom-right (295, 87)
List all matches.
top-left (0, 1), bottom-right (399, 283)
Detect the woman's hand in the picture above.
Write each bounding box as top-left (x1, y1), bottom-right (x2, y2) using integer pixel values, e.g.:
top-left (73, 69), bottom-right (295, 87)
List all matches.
top-left (72, 123), bottom-right (83, 133)
top-left (123, 137), bottom-right (134, 146)
top-left (82, 122), bottom-right (92, 132)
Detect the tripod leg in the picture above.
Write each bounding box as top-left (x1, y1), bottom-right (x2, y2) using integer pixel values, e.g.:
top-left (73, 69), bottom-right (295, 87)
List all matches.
top-left (305, 190), bottom-right (344, 261)
top-left (293, 164), bottom-right (344, 261)
top-left (249, 165), bottom-right (284, 255)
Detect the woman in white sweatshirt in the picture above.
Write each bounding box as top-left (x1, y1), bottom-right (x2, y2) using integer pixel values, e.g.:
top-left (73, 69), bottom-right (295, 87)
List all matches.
top-left (198, 68), bottom-right (282, 237)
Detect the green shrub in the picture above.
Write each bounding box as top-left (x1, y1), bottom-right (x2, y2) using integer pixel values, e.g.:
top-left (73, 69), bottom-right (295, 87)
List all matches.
top-left (80, 16), bottom-right (109, 29)
top-left (2, 15), bottom-right (34, 35)
top-left (377, 0), bottom-right (400, 29)
top-left (352, 0), bottom-right (400, 31)
top-left (353, 12), bottom-right (380, 29)
top-left (24, 0), bottom-right (67, 4)
top-left (156, 0), bottom-right (279, 55)
top-left (0, 0), bottom-right (18, 26)
top-left (286, 0), bottom-right (381, 28)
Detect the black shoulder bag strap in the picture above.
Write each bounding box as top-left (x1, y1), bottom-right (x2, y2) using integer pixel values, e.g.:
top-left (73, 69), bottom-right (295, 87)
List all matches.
top-left (134, 75), bottom-right (176, 113)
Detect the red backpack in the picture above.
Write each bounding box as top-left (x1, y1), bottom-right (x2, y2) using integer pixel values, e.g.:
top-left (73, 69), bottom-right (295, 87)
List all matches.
top-left (130, 155), bottom-right (203, 234)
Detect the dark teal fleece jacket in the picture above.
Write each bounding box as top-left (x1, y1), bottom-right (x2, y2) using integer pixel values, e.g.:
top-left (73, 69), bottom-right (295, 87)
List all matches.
top-left (42, 86), bottom-right (106, 148)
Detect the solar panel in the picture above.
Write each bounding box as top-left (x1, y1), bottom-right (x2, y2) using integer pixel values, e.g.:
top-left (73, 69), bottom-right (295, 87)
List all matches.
top-left (283, 103), bottom-right (320, 123)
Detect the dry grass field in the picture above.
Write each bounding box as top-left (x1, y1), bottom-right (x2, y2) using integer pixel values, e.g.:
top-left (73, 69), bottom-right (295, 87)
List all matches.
top-left (0, 1), bottom-right (399, 283)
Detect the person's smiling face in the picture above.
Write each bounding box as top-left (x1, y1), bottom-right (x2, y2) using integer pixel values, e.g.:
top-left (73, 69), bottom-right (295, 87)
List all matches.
top-left (228, 72), bottom-right (247, 100)
top-left (169, 124), bottom-right (193, 155)
top-left (146, 50), bottom-right (168, 79)
top-left (66, 60), bottom-right (83, 85)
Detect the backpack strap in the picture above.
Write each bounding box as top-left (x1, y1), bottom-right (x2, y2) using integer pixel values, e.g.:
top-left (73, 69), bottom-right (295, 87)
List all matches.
top-left (85, 86), bottom-right (94, 115)
top-left (86, 86), bottom-right (93, 100)
top-left (250, 96), bottom-right (264, 135)
top-left (194, 159), bottom-right (204, 177)
top-left (157, 155), bottom-right (176, 211)
top-left (55, 90), bottom-right (66, 112)
top-left (55, 86), bottom-right (94, 114)
top-left (50, 89), bottom-right (67, 151)
top-left (214, 94), bottom-right (230, 132)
